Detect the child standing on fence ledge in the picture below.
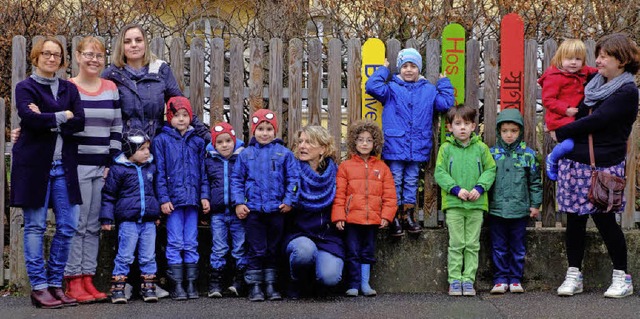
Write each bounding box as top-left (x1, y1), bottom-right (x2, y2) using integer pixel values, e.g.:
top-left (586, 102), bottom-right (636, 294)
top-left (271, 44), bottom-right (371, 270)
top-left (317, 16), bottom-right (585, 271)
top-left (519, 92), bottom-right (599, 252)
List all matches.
top-left (538, 39), bottom-right (597, 181)
top-left (204, 122), bottom-right (246, 298)
top-left (434, 105), bottom-right (496, 296)
top-left (100, 130), bottom-right (160, 304)
top-left (153, 96), bottom-right (210, 300)
top-left (332, 120), bottom-right (397, 297)
top-left (488, 109), bottom-right (542, 294)
top-left (365, 47), bottom-right (454, 236)
top-left (230, 109), bottom-right (300, 302)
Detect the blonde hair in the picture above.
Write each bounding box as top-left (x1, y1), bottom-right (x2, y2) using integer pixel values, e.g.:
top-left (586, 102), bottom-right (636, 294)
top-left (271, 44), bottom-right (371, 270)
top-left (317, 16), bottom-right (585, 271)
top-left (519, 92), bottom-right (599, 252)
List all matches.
top-left (551, 39), bottom-right (587, 70)
top-left (76, 36), bottom-right (106, 54)
top-left (112, 24), bottom-right (157, 68)
top-left (294, 125), bottom-right (337, 167)
top-left (30, 37), bottom-right (67, 69)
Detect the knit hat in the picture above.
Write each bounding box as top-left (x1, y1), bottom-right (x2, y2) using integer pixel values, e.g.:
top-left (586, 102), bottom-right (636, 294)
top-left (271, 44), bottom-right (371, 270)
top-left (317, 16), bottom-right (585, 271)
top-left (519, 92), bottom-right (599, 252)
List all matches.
top-left (211, 122), bottom-right (237, 145)
top-left (396, 48), bottom-right (423, 73)
top-left (166, 96), bottom-right (193, 124)
top-left (251, 109), bottom-right (278, 135)
top-left (122, 129), bottom-right (151, 158)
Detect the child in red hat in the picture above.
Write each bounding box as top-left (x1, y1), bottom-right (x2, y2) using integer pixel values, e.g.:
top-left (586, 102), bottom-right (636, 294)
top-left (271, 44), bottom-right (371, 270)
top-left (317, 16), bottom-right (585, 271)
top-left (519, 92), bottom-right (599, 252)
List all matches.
top-left (152, 96), bottom-right (210, 300)
top-left (230, 109), bottom-right (300, 301)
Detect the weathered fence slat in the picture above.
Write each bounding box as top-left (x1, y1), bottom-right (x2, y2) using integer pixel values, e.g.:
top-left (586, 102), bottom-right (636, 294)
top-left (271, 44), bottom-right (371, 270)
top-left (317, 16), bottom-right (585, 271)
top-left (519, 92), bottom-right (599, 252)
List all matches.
top-left (483, 39), bottom-right (499, 147)
top-left (170, 38), bottom-right (185, 93)
top-left (249, 38), bottom-right (264, 114)
top-left (209, 38), bottom-right (225, 125)
top-left (623, 117), bottom-right (639, 229)
top-left (308, 38), bottom-right (322, 126)
top-left (327, 39), bottom-right (342, 160)
top-left (425, 39), bottom-right (440, 85)
top-left (541, 39), bottom-right (558, 227)
top-left (190, 38), bottom-right (205, 120)
top-left (0, 98), bottom-right (4, 284)
top-left (524, 39), bottom-right (537, 148)
top-left (269, 38), bottom-right (284, 140)
top-left (288, 38), bottom-right (303, 147)
top-left (347, 39), bottom-right (361, 126)
top-left (385, 39), bottom-right (401, 74)
top-left (465, 40), bottom-right (480, 111)
top-left (150, 37), bottom-right (165, 61)
top-left (423, 39), bottom-right (442, 227)
top-left (229, 38), bottom-right (244, 137)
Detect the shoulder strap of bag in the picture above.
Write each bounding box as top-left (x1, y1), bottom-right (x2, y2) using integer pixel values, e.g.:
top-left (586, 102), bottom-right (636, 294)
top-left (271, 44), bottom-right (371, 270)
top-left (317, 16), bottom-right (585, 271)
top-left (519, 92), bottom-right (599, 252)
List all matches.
top-left (587, 109), bottom-right (629, 176)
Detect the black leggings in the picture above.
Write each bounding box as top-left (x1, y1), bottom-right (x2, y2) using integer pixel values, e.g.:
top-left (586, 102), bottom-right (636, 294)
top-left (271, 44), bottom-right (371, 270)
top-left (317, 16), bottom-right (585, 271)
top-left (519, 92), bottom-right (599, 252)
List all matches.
top-left (566, 213), bottom-right (627, 272)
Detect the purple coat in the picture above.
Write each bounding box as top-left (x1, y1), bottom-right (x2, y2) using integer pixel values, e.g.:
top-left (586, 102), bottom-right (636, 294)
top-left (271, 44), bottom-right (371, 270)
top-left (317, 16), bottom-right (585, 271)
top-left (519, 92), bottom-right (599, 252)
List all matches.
top-left (11, 77), bottom-right (85, 208)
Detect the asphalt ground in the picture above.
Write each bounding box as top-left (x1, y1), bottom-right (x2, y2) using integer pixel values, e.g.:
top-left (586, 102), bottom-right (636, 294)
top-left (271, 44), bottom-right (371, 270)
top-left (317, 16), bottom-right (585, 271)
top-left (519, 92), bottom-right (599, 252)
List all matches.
top-left (2, 290), bottom-right (640, 319)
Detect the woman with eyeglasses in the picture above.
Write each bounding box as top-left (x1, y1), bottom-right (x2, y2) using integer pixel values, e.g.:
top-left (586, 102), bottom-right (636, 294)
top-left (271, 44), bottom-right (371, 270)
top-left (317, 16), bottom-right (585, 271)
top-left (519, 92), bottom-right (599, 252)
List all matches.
top-left (60, 36), bottom-right (122, 304)
top-left (12, 37), bottom-right (85, 308)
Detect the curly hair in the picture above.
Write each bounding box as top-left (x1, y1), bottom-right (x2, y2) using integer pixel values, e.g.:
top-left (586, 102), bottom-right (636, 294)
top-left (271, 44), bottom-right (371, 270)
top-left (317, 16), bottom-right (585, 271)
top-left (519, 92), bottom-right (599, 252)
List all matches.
top-left (346, 120), bottom-right (383, 157)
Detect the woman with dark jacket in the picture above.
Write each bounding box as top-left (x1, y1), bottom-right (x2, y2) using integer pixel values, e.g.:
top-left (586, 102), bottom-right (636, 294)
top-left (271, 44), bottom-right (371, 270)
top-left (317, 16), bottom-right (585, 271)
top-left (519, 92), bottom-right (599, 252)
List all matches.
top-left (553, 33), bottom-right (640, 298)
top-left (284, 125), bottom-right (344, 299)
top-left (12, 37), bottom-right (85, 308)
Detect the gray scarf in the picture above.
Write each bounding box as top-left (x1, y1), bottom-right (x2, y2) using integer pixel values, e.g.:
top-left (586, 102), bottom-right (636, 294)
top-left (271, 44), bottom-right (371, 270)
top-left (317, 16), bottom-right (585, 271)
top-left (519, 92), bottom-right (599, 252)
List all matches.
top-left (31, 73), bottom-right (59, 100)
top-left (583, 72), bottom-right (635, 106)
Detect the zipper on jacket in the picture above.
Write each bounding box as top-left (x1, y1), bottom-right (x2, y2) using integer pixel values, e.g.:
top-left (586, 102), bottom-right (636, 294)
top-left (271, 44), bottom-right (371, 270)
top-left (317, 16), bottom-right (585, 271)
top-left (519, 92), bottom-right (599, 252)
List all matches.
top-left (477, 157), bottom-right (482, 175)
top-left (365, 160), bottom-right (369, 223)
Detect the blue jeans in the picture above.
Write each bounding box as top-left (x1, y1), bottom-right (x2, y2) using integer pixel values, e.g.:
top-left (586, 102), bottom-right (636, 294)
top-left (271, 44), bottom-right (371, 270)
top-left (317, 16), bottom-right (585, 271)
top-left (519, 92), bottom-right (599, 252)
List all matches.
top-left (23, 162), bottom-right (80, 290)
top-left (166, 206), bottom-right (199, 264)
top-left (245, 212), bottom-right (284, 270)
top-left (489, 215), bottom-right (527, 285)
top-left (210, 210), bottom-right (246, 270)
top-left (286, 236), bottom-right (343, 286)
top-left (344, 224), bottom-right (377, 290)
top-left (113, 221), bottom-right (157, 276)
top-left (387, 160), bottom-right (421, 205)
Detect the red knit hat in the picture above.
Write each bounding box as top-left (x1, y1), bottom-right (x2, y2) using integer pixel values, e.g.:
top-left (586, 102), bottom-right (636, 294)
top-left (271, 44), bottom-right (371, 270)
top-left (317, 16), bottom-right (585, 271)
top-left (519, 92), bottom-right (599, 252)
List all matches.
top-left (166, 96), bottom-right (193, 124)
top-left (211, 122), bottom-right (237, 145)
top-left (251, 109), bottom-right (278, 135)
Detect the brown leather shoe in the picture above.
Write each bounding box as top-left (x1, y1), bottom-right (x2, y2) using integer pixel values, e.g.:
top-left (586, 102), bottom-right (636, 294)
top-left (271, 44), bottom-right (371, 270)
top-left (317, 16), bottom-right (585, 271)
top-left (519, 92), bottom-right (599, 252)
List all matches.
top-left (30, 288), bottom-right (63, 309)
top-left (49, 287), bottom-right (78, 307)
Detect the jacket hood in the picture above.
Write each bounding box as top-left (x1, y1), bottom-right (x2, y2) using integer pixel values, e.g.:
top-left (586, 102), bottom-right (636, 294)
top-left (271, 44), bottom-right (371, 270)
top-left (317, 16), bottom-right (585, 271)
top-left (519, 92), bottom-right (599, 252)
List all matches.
top-left (445, 132), bottom-right (482, 147)
top-left (206, 139), bottom-right (245, 157)
top-left (392, 74), bottom-right (428, 86)
top-left (114, 152), bottom-right (154, 166)
top-left (495, 109), bottom-right (524, 148)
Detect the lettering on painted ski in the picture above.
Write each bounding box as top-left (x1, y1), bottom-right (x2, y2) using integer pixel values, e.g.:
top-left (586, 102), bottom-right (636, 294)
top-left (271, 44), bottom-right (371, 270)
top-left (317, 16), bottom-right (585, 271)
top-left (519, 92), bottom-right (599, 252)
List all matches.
top-left (502, 71), bottom-right (523, 109)
top-left (364, 64), bottom-right (382, 77)
top-left (363, 96), bottom-right (379, 121)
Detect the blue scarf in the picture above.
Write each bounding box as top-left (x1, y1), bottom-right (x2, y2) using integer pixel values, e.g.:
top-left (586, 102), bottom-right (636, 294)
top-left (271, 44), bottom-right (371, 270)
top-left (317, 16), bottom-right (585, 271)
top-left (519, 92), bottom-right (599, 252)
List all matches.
top-left (298, 158), bottom-right (337, 212)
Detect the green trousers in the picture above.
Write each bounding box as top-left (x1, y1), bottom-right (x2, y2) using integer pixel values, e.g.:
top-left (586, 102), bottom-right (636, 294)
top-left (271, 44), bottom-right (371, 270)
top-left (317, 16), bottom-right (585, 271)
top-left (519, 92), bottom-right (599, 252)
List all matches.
top-left (445, 208), bottom-right (484, 283)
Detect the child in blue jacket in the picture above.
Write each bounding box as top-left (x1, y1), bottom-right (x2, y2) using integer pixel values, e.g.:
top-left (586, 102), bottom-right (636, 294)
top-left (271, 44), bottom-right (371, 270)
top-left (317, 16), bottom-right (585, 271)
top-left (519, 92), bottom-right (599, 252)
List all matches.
top-left (152, 96), bottom-right (210, 300)
top-left (100, 130), bottom-right (160, 304)
top-left (205, 122), bottom-right (246, 298)
top-left (365, 48), bottom-right (455, 236)
top-left (231, 109), bottom-right (300, 302)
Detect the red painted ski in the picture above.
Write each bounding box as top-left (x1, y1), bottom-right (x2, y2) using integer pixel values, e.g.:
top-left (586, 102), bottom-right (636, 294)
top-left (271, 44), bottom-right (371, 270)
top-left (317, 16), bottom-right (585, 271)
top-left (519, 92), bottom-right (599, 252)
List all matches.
top-left (500, 13), bottom-right (525, 113)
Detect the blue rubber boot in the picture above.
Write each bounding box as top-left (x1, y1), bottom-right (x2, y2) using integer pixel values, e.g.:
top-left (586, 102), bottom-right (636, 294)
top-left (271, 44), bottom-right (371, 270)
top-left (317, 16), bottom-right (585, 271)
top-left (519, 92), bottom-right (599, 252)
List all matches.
top-left (360, 264), bottom-right (377, 297)
top-left (547, 138), bottom-right (574, 181)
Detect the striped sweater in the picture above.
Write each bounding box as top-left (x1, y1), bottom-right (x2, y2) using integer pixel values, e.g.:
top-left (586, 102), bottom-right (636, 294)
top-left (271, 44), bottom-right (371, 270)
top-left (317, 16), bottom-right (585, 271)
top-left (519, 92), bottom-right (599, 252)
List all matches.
top-left (70, 78), bottom-right (123, 166)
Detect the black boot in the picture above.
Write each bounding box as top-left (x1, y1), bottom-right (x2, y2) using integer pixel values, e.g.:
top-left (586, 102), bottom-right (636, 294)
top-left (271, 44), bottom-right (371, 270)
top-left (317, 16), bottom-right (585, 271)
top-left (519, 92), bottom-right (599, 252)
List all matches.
top-left (286, 278), bottom-right (300, 300)
top-left (185, 263), bottom-right (200, 299)
top-left (110, 276), bottom-right (128, 304)
top-left (140, 274), bottom-right (158, 302)
top-left (228, 267), bottom-right (245, 297)
top-left (389, 206), bottom-right (405, 237)
top-left (208, 268), bottom-right (223, 298)
top-left (245, 269), bottom-right (265, 302)
top-left (404, 205), bottom-right (422, 233)
top-left (166, 264), bottom-right (187, 300)
top-left (264, 268), bottom-right (282, 301)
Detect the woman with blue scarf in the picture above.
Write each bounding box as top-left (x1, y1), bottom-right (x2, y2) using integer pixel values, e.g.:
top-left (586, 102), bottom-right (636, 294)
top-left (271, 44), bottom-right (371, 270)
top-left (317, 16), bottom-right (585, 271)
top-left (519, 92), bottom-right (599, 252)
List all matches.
top-left (284, 126), bottom-right (344, 299)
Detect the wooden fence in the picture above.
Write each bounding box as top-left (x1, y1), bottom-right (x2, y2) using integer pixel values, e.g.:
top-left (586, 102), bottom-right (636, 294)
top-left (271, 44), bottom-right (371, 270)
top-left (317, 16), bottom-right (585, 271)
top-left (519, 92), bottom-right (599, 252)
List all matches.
top-left (3, 34), bottom-right (639, 287)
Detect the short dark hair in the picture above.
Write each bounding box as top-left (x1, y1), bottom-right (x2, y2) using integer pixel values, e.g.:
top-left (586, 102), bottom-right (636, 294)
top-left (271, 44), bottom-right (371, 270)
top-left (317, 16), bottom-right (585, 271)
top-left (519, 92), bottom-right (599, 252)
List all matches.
top-left (596, 33), bottom-right (640, 75)
top-left (445, 105), bottom-right (476, 124)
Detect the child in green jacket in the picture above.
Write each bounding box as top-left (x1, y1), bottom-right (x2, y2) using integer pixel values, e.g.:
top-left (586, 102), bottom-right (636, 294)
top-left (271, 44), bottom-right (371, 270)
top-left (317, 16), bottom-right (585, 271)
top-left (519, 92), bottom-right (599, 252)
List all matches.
top-left (488, 109), bottom-right (542, 294)
top-left (434, 105), bottom-right (496, 296)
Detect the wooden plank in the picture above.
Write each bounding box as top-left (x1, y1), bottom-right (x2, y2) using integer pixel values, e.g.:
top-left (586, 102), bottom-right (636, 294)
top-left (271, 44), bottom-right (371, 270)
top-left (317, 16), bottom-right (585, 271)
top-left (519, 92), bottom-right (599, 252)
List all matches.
top-left (405, 38), bottom-right (419, 50)
top-left (347, 39), bottom-right (362, 126)
top-left (425, 39), bottom-right (440, 85)
top-left (269, 38), bottom-right (284, 141)
top-left (189, 37), bottom-right (205, 120)
top-left (465, 40), bottom-right (480, 112)
top-left (10, 35), bottom-right (27, 290)
top-left (385, 39), bottom-right (401, 75)
top-left (327, 39), bottom-right (342, 161)
top-left (150, 37), bottom-right (165, 61)
top-left (209, 38), bottom-right (225, 125)
top-left (585, 39), bottom-right (596, 67)
top-left (55, 36), bottom-right (67, 80)
top-left (483, 39), bottom-right (499, 147)
top-left (622, 115), bottom-right (639, 229)
top-left (361, 38), bottom-right (385, 126)
top-left (71, 36), bottom-right (82, 77)
top-left (169, 38), bottom-right (185, 93)
top-left (499, 13), bottom-right (525, 113)
top-left (308, 38), bottom-right (323, 126)
top-left (249, 38), bottom-right (264, 114)
top-left (541, 39), bottom-right (558, 228)
top-left (0, 98), bottom-right (4, 285)
top-left (288, 38), bottom-right (303, 147)
top-left (229, 38), bottom-right (245, 137)
top-left (523, 39), bottom-right (537, 148)
top-left (423, 38), bottom-right (441, 228)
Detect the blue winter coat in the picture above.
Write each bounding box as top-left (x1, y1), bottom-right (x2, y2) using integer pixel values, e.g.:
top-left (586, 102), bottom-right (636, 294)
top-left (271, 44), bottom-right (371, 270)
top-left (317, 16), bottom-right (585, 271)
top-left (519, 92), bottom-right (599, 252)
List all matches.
top-left (204, 140), bottom-right (245, 213)
top-left (153, 125), bottom-right (209, 208)
top-left (102, 60), bottom-right (210, 142)
top-left (230, 138), bottom-right (300, 213)
top-left (100, 153), bottom-right (160, 225)
top-left (365, 66), bottom-right (455, 162)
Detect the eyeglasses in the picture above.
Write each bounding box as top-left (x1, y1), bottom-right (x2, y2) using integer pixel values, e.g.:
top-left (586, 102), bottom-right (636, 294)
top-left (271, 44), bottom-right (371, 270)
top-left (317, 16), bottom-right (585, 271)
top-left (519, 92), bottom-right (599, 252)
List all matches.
top-left (80, 52), bottom-right (105, 61)
top-left (356, 138), bottom-right (374, 144)
top-left (41, 51), bottom-right (62, 60)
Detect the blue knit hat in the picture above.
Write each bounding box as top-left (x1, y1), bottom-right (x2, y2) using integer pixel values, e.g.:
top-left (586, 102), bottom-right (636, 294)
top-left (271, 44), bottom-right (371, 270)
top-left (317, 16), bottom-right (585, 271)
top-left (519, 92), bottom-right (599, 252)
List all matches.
top-left (396, 48), bottom-right (422, 73)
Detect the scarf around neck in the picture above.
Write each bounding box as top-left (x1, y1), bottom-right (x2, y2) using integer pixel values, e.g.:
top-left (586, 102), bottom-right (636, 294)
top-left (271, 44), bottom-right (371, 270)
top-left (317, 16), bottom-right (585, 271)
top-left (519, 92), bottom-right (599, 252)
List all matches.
top-left (298, 158), bottom-right (337, 212)
top-left (583, 72), bottom-right (635, 106)
top-left (31, 73), bottom-right (59, 100)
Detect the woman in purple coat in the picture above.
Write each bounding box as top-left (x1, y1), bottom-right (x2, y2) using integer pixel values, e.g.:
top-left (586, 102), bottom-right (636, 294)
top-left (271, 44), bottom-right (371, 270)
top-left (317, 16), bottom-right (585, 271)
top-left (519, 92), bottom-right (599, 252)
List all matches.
top-left (12, 37), bottom-right (85, 308)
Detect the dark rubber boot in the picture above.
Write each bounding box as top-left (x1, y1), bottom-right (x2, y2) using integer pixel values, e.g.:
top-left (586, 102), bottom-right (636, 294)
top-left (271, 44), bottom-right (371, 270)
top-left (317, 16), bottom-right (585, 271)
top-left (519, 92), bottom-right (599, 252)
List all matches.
top-left (185, 263), bottom-right (200, 299)
top-left (208, 268), bottom-right (223, 298)
top-left (228, 267), bottom-right (245, 297)
top-left (389, 206), bottom-right (405, 237)
top-left (404, 205), bottom-right (422, 233)
top-left (166, 264), bottom-right (187, 300)
top-left (245, 269), bottom-right (265, 302)
top-left (264, 268), bottom-right (282, 301)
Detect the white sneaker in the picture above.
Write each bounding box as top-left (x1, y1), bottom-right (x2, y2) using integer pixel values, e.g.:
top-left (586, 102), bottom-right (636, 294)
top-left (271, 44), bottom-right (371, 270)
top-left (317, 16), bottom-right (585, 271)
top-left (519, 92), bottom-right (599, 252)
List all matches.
top-left (604, 270), bottom-right (633, 298)
top-left (509, 283), bottom-right (525, 293)
top-left (490, 283), bottom-right (508, 294)
top-left (557, 267), bottom-right (583, 296)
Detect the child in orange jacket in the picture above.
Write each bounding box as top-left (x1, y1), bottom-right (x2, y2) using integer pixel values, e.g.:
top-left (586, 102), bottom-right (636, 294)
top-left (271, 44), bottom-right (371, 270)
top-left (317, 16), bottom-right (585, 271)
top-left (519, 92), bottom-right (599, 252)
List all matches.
top-left (331, 120), bottom-right (397, 297)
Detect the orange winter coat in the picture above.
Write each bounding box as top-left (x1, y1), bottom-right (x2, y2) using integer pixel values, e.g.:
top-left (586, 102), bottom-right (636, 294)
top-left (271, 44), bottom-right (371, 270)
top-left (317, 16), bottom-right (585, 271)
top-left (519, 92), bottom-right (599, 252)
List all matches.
top-left (331, 155), bottom-right (397, 225)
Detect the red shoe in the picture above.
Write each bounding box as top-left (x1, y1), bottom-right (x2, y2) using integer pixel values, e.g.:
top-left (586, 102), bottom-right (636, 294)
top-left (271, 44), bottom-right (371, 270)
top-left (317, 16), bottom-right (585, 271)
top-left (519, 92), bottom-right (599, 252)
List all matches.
top-left (30, 288), bottom-right (63, 309)
top-left (83, 275), bottom-right (108, 301)
top-left (64, 275), bottom-right (95, 303)
top-left (49, 287), bottom-right (78, 307)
